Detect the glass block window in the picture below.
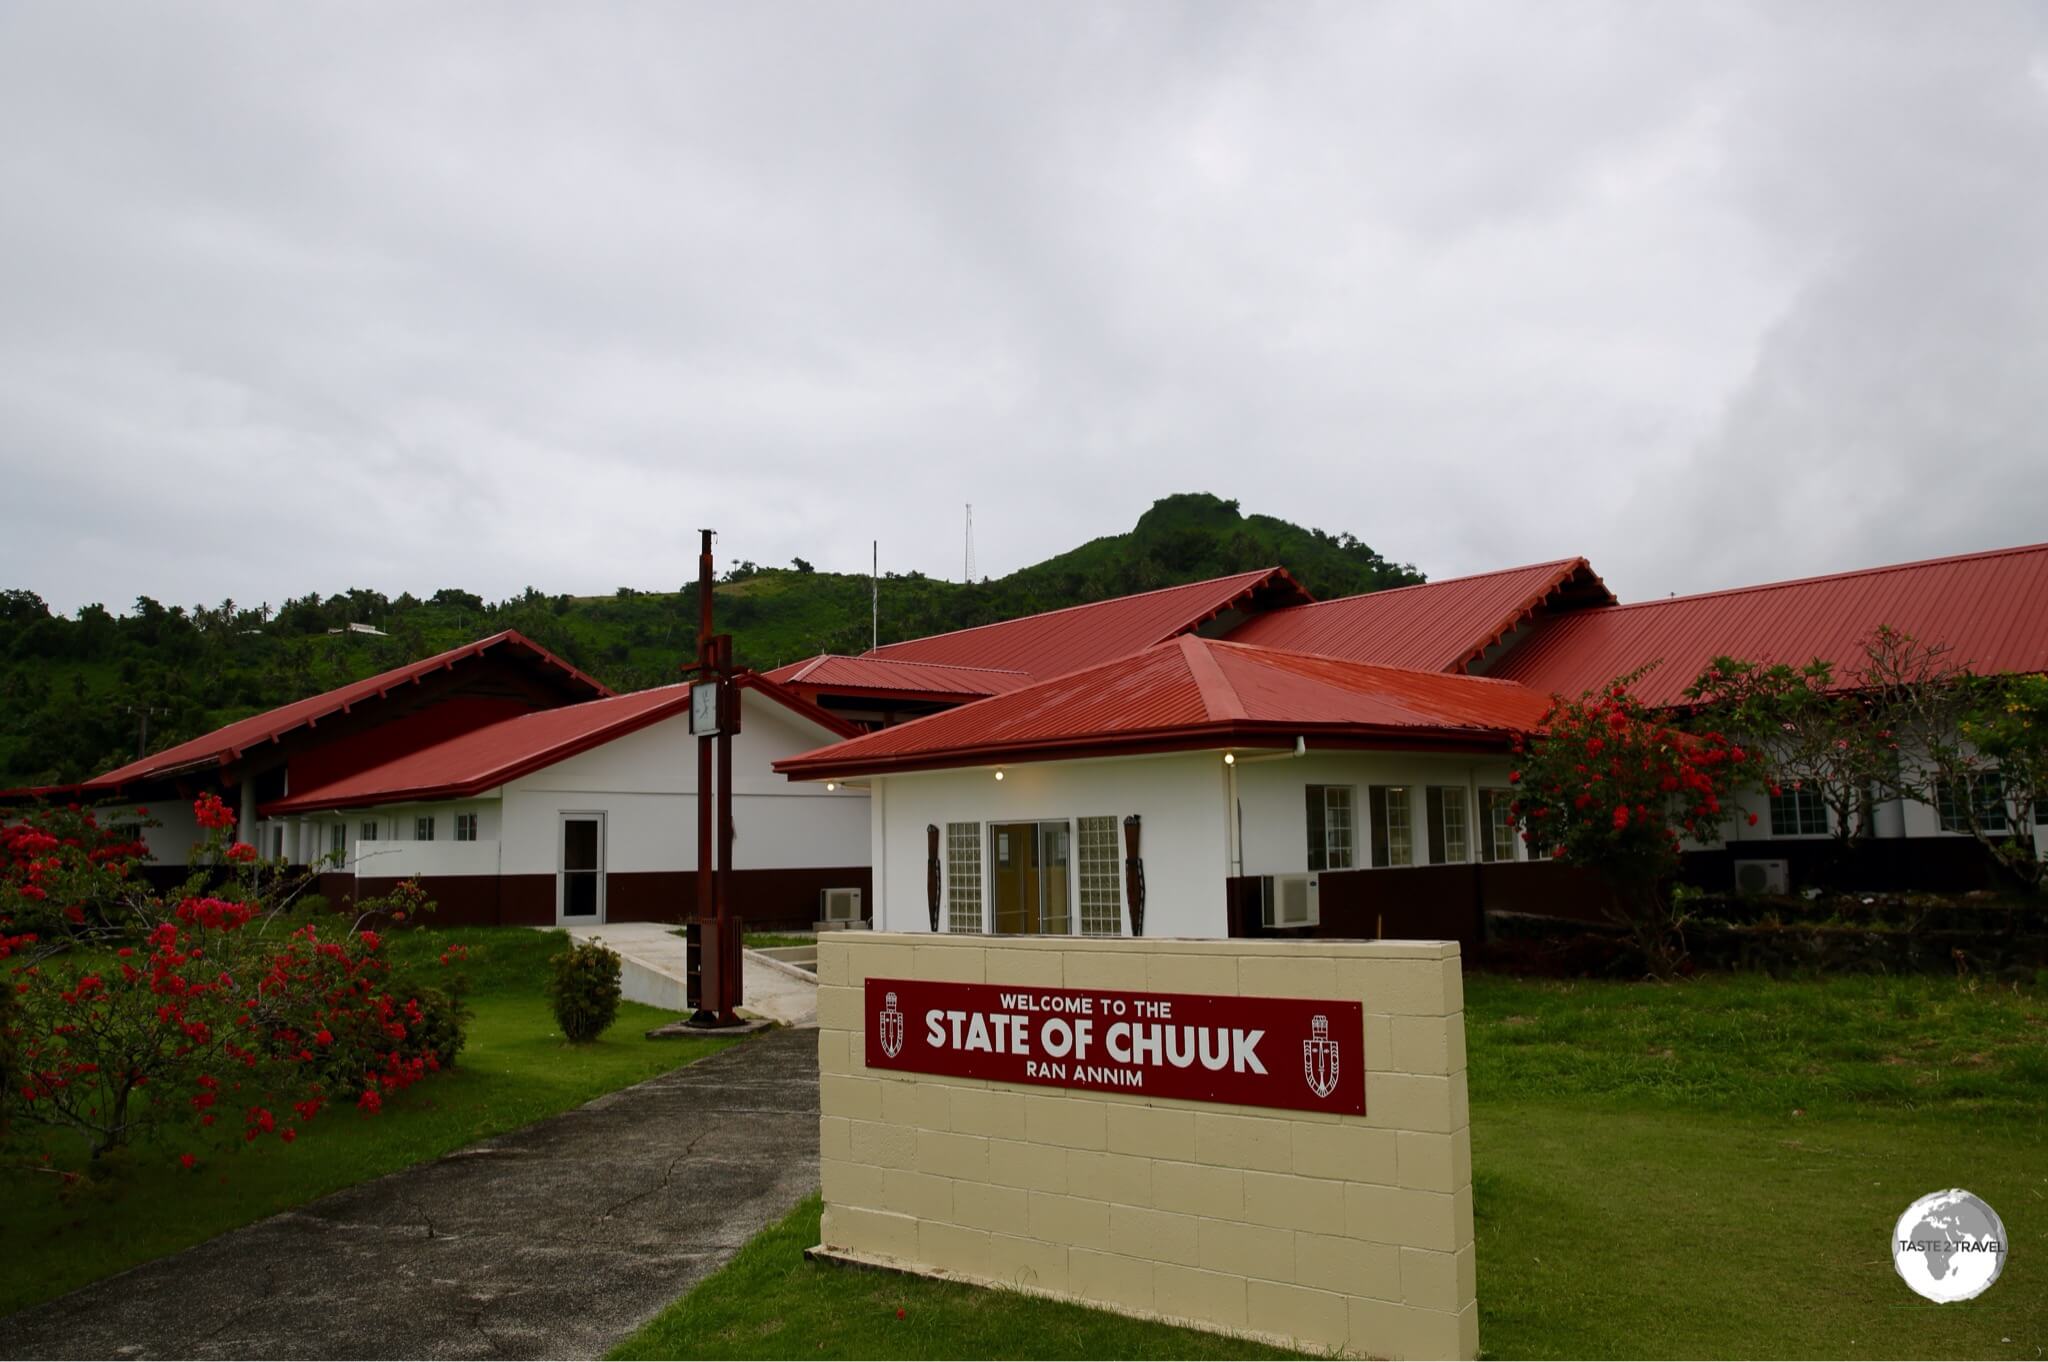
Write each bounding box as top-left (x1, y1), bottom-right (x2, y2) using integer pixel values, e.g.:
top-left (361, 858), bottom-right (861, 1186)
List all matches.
top-left (946, 821), bottom-right (983, 932)
top-left (1479, 789), bottom-right (1518, 862)
top-left (1077, 816), bottom-right (1122, 936)
top-left (1768, 785), bottom-right (1828, 836)
top-left (1427, 786), bottom-right (1469, 864)
top-left (1368, 786), bottom-right (1413, 868)
top-left (1306, 786), bottom-right (1355, 871)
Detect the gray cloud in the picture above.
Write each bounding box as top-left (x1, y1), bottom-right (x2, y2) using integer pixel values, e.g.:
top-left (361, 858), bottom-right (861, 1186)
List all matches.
top-left (2, 2), bottom-right (2043, 614)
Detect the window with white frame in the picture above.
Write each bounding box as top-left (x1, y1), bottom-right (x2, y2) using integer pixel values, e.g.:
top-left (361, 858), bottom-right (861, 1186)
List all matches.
top-left (946, 821), bottom-right (982, 932)
top-left (415, 815), bottom-right (436, 842)
top-left (1077, 816), bottom-right (1122, 936)
top-left (1306, 786), bottom-right (1355, 871)
top-left (1368, 785), bottom-right (1413, 867)
top-left (359, 820), bottom-right (379, 841)
top-left (1426, 786), bottom-right (1469, 864)
top-left (1936, 772), bottom-right (2007, 833)
top-left (1768, 785), bottom-right (1829, 836)
top-left (454, 812), bottom-right (478, 842)
top-left (328, 824), bottom-right (345, 860)
top-left (1478, 788), bottom-right (1518, 862)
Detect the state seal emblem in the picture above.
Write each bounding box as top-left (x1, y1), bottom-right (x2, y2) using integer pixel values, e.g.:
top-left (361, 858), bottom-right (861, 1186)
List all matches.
top-left (877, 990), bottom-right (905, 1059)
top-left (1303, 1014), bottom-right (1340, 1099)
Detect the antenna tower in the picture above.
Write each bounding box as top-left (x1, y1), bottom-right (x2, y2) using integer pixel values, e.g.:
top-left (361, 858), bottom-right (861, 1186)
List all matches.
top-left (965, 504), bottom-right (975, 582)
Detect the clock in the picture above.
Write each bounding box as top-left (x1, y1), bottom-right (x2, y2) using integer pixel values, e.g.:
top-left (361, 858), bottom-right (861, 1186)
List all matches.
top-left (689, 680), bottom-right (721, 736)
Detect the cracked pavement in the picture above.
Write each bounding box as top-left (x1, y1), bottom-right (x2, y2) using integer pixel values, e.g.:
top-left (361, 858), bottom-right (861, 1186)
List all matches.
top-left (0, 1027), bottom-right (820, 1360)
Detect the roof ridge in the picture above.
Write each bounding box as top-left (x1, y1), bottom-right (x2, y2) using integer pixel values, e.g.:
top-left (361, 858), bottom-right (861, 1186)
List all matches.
top-left (1253, 558), bottom-right (1588, 615)
top-left (1178, 635), bottom-right (1248, 722)
top-left (863, 567), bottom-right (1288, 656)
top-left (805, 654), bottom-right (1035, 677)
top-left (1601, 540), bottom-right (2048, 612)
top-left (1206, 636), bottom-right (1540, 687)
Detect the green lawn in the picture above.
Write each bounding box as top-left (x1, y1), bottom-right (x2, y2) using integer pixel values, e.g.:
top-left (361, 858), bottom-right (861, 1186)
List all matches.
top-left (616, 972), bottom-right (2046, 1360)
top-left (611, 1194), bottom-right (1301, 1362)
top-left (0, 927), bottom-right (740, 1317)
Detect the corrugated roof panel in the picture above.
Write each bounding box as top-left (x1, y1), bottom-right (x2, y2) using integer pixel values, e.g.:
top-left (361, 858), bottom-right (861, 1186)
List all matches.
top-left (861, 567), bottom-right (1311, 678)
top-left (1491, 542), bottom-right (2048, 705)
top-left (85, 631), bottom-right (611, 790)
top-left (1225, 559), bottom-right (1610, 671)
top-left (762, 654), bottom-right (1037, 698)
top-left (775, 636), bottom-right (1553, 778)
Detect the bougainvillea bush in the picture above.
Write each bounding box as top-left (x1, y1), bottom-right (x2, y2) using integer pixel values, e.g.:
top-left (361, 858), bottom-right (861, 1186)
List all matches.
top-left (2, 794), bottom-right (465, 1174)
top-left (1507, 678), bottom-right (1752, 977)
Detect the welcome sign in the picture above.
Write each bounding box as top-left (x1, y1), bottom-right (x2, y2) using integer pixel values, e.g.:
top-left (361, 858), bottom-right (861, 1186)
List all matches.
top-left (863, 977), bottom-right (1366, 1114)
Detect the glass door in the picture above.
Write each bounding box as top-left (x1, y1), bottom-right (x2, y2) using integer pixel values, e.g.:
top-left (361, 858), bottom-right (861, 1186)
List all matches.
top-left (559, 813), bottom-right (605, 923)
top-left (988, 820), bottom-right (1071, 935)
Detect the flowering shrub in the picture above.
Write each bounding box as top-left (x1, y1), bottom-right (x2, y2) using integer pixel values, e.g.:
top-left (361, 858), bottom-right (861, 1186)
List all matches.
top-left (1, 796), bottom-right (463, 1170)
top-left (1507, 678), bottom-right (1750, 977)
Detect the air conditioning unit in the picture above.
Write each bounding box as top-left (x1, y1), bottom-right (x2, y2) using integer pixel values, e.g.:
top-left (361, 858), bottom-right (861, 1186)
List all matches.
top-left (1733, 859), bottom-right (1789, 896)
top-left (818, 887), bottom-right (864, 925)
top-left (1260, 873), bottom-right (1321, 929)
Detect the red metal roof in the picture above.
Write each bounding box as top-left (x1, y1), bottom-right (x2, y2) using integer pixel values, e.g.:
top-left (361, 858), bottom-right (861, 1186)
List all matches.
top-left (762, 654), bottom-right (1037, 703)
top-left (266, 673), bottom-right (859, 814)
top-left (775, 635), bottom-right (1553, 779)
top-left (1225, 558), bottom-right (1613, 672)
top-left (1490, 541), bottom-right (2048, 707)
top-left (860, 567), bottom-right (1312, 679)
top-left (84, 631), bottom-right (611, 792)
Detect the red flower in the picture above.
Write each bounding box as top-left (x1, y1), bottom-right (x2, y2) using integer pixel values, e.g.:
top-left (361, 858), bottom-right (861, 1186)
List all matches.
top-left (226, 842), bottom-right (259, 864)
top-left (180, 1153), bottom-right (197, 1170)
top-left (1747, 813), bottom-right (1759, 826)
top-left (1612, 805), bottom-right (1630, 830)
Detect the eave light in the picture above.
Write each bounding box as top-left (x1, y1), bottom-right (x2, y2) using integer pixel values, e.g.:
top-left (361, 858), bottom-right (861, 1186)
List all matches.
top-left (825, 782), bottom-right (838, 792)
top-left (1223, 752), bottom-right (1235, 765)
top-left (994, 768), bottom-right (1005, 782)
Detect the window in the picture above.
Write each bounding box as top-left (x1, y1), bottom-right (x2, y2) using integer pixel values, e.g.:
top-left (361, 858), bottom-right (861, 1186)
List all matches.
top-left (1936, 773), bottom-right (2007, 833)
top-left (1306, 786), bottom-right (1355, 871)
top-left (559, 814), bottom-right (603, 920)
top-left (269, 825), bottom-right (286, 859)
top-left (359, 820), bottom-right (379, 841)
top-left (1426, 787), bottom-right (1469, 864)
top-left (1769, 785), bottom-right (1829, 837)
top-left (1077, 816), bottom-right (1122, 936)
top-left (328, 824), bottom-right (346, 860)
top-left (454, 812), bottom-right (478, 842)
top-left (1368, 786), bottom-right (1413, 868)
top-left (1478, 789), bottom-right (1518, 862)
top-left (415, 815), bottom-right (436, 842)
top-left (946, 821), bottom-right (982, 932)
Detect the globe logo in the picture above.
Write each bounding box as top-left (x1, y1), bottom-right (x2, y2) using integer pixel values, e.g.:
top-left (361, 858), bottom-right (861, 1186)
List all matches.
top-left (1892, 1189), bottom-right (2007, 1303)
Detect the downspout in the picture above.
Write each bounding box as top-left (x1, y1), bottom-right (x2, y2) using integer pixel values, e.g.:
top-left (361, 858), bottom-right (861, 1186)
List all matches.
top-left (1224, 738), bottom-right (1309, 878)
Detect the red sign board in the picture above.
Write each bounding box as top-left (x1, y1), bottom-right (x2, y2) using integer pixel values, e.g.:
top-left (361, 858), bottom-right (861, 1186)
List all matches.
top-left (863, 978), bottom-right (1364, 1115)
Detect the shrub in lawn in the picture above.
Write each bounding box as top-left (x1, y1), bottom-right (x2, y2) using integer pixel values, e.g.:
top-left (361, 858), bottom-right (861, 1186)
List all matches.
top-left (1505, 676), bottom-right (1752, 978)
top-left (547, 938), bottom-right (623, 1042)
top-left (2, 794), bottom-right (462, 1171)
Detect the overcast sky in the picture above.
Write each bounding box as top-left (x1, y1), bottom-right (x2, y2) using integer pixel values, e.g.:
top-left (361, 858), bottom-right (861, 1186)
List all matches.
top-left (4, 2), bottom-right (2045, 617)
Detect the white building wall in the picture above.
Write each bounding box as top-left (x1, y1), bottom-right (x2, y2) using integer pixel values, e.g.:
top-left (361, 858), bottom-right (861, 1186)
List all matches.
top-left (497, 690), bottom-right (867, 876)
top-left (865, 752), bottom-right (1230, 939)
top-left (1232, 750), bottom-right (1524, 876)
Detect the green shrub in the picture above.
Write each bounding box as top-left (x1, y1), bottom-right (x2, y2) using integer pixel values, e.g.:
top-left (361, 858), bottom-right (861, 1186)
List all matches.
top-left (547, 938), bottom-right (623, 1042)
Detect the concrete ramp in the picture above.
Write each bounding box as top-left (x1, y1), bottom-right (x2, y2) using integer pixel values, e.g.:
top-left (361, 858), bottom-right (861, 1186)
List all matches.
top-left (556, 922), bottom-right (817, 1027)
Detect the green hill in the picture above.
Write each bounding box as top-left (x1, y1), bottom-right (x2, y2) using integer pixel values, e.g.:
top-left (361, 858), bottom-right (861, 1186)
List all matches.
top-left (0, 494), bottom-right (1420, 787)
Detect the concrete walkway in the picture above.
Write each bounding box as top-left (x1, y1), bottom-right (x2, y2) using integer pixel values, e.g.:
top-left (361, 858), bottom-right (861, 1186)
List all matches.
top-left (0, 1027), bottom-right (820, 1360)
top-left (560, 922), bottom-right (819, 1028)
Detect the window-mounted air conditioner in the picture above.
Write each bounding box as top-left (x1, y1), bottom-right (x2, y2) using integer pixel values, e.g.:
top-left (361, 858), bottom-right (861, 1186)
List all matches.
top-left (1733, 859), bottom-right (1789, 896)
top-left (1261, 873), bottom-right (1320, 929)
top-left (819, 887), bottom-right (864, 924)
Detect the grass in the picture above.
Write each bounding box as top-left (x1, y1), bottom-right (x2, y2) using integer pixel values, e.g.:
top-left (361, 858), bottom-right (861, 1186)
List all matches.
top-left (614, 971), bottom-right (2046, 1360)
top-left (665, 929), bottom-right (818, 949)
top-left (0, 927), bottom-right (741, 1317)
top-left (611, 1194), bottom-right (1302, 1361)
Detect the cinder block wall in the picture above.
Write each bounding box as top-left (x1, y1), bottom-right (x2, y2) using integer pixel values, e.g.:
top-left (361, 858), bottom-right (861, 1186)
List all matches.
top-left (815, 933), bottom-right (1477, 1360)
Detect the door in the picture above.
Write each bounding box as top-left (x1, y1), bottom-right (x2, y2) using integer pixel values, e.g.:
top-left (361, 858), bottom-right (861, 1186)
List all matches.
top-left (559, 813), bottom-right (605, 923)
top-left (988, 821), bottom-right (1071, 936)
